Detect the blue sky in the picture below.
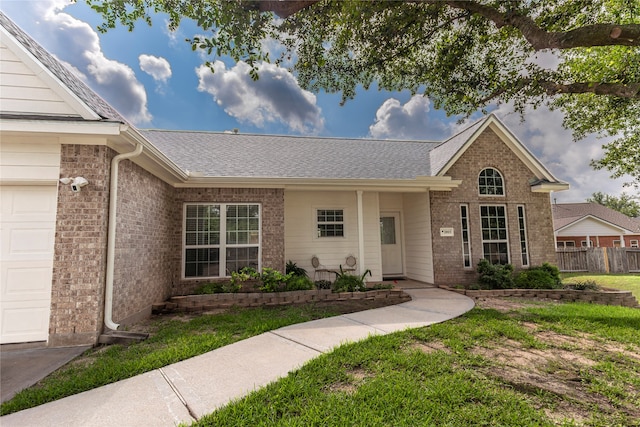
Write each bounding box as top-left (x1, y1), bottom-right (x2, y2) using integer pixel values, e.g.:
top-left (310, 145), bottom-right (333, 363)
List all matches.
top-left (2, 0), bottom-right (633, 202)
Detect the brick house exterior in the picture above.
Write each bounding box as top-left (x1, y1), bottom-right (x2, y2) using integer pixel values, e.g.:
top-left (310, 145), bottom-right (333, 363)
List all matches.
top-left (1, 13), bottom-right (568, 346)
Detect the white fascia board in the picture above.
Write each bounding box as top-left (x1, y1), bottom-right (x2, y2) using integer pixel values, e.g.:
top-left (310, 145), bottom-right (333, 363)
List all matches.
top-left (0, 118), bottom-right (121, 135)
top-left (556, 215), bottom-right (634, 234)
top-left (0, 26), bottom-right (101, 121)
top-left (174, 176), bottom-right (462, 192)
top-left (531, 182), bottom-right (570, 193)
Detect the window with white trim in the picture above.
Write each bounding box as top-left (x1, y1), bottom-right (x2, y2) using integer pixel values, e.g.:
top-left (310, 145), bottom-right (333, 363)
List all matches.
top-left (184, 203), bottom-right (260, 278)
top-left (581, 240), bottom-right (594, 247)
top-left (517, 205), bottom-right (529, 266)
top-left (613, 240), bottom-right (622, 248)
top-left (317, 209), bottom-right (344, 237)
top-left (460, 204), bottom-right (471, 268)
top-left (480, 205), bottom-right (509, 264)
top-left (478, 168), bottom-right (504, 196)
top-left (631, 240), bottom-right (639, 248)
top-left (557, 241), bottom-right (576, 249)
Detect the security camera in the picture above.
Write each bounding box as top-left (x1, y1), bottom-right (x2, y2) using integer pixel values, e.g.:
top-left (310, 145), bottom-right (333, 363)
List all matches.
top-left (70, 177), bottom-right (89, 193)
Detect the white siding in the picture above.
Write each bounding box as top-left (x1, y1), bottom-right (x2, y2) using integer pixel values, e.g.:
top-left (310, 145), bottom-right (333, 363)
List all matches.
top-left (284, 190), bottom-right (383, 281)
top-left (0, 139), bottom-right (61, 184)
top-left (402, 193), bottom-right (434, 283)
top-left (557, 218), bottom-right (627, 237)
top-left (0, 42), bottom-right (78, 116)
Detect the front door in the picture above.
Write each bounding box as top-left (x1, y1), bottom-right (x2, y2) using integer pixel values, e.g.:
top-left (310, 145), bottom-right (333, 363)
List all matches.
top-left (380, 212), bottom-right (403, 277)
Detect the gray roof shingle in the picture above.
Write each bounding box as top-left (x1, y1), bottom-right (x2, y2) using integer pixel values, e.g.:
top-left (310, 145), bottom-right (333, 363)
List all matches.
top-left (141, 130), bottom-right (440, 180)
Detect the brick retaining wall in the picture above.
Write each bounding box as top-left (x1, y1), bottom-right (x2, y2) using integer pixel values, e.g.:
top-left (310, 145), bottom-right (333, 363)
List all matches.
top-left (440, 287), bottom-right (639, 308)
top-left (158, 289), bottom-right (411, 313)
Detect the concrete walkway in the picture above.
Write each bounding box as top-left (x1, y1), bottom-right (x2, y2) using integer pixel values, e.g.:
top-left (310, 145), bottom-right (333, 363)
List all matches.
top-left (1, 285), bottom-right (474, 426)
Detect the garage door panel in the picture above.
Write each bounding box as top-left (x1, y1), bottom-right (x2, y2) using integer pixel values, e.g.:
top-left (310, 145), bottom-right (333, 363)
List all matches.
top-left (0, 302), bottom-right (50, 343)
top-left (1, 261), bottom-right (54, 302)
top-left (0, 225), bottom-right (56, 261)
top-left (1, 186), bottom-right (58, 221)
top-left (0, 186), bottom-right (57, 344)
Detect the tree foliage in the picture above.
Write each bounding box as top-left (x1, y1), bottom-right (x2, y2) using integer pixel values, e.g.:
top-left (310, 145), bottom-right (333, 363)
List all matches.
top-left (587, 191), bottom-right (640, 217)
top-left (86, 0), bottom-right (640, 186)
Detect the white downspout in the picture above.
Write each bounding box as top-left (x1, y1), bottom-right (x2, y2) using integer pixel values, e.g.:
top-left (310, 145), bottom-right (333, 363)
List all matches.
top-left (104, 143), bottom-right (144, 331)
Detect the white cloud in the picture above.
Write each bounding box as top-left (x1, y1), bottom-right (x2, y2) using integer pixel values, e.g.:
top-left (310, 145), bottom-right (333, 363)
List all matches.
top-left (369, 96), bottom-right (451, 140)
top-left (3, 0), bottom-right (152, 124)
top-left (196, 61), bottom-right (323, 133)
top-left (491, 104), bottom-right (629, 203)
top-left (139, 54), bottom-right (172, 93)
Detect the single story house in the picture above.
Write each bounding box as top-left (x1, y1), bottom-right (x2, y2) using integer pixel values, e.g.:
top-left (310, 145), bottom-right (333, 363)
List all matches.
top-left (553, 203), bottom-right (640, 249)
top-left (0, 13), bottom-right (568, 347)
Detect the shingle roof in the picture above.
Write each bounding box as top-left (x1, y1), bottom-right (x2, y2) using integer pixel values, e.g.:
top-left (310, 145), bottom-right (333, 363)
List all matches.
top-left (141, 130), bottom-right (440, 180)
top-left (0, 11), bottom-right (127, 123)
top-left (552, 203), bottom-right (640, 233)
top-left (430, 118), bottom-right (485, 175)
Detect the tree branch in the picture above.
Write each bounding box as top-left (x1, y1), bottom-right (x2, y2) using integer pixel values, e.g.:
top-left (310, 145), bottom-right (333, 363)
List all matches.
top-left (538, 81), bottom-right (640, 98)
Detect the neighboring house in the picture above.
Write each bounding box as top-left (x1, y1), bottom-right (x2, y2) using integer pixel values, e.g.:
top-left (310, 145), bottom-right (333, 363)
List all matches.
top-left (0, 13), bottom-right (568, 347)
top-left (553, 203), bottom-right (640, 249)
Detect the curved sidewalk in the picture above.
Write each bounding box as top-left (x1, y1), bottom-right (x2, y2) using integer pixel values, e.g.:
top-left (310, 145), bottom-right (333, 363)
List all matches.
top-left (1, 286), bottom-right (474, 427)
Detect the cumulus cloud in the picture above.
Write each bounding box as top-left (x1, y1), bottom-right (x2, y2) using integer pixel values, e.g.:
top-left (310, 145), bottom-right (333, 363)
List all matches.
top-left (3, 0), bottom-right (152, 124)
top-left (369, 96), bottom-right (451, 140)
top-left (139, 54), bottom-right (172, 92)
top-left (196, 61), bottom-right (323, 133)
top-left (490, 104), bottom-right (628, 203)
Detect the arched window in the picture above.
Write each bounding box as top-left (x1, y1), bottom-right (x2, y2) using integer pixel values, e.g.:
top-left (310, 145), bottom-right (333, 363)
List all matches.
top-left (478, 168), bottom-right (504, 196)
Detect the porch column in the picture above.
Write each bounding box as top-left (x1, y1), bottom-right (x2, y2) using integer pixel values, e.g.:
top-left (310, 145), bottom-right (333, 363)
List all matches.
top-left (357, 190), bottom-right (365, 273)
top-left (620, 235), bottom-right (626, 247)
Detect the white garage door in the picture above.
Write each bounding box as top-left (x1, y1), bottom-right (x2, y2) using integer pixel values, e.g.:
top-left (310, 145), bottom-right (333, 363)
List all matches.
top-left (0, 186), bottom-right (57, 344)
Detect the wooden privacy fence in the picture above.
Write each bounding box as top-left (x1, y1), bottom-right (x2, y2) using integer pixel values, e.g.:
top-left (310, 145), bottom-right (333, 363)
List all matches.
top-left (556, 248), bottom-right (640, 273)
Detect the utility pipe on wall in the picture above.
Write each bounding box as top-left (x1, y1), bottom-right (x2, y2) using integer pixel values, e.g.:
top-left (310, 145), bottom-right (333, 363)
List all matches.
top-left (104, 142), bottom-right (143, 331)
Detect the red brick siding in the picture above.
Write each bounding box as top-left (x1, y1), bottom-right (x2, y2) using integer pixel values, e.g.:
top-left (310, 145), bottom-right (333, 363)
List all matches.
top-left (112, 160), bottom-right (176, 323)
top-left (173, 188), bottom-right (285, 295)
top-left (430, 128), bottom-right (556, 286)
top-left (50, 145), bottom-right (111, 346)
top-left (557, 235), bottom-right (640, 248)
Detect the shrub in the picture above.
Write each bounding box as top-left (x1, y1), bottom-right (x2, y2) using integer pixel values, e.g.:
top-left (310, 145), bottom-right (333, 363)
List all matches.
top-left (332, 267), bottom-right (372, 293)
top-left (285, 260), bottom-right (307, 277)
top-left (314, 280), bottom-right (332, 290)
top-left (284, 275), bottom-right (314, 291)
top-left (258, 267), bottom-right (292, 293)
top-left (194, 281), bottom-right (240, 294)
top-left (565, 280), bottom-right (600, 291)
top-left (477, 259), bottom-right (514, 289)
top-left (514, 263), bottom-right (563, 289)
top-left (230, 267), bottom-right (259, 290)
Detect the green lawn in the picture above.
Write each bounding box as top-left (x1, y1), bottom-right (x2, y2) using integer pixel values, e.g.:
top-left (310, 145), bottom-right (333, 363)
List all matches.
top-left (0, 304), bottom-right (352, 416)
top-left (561, 273), bottom-right (640, 298)
top-left (193, 302), bottom-right (640, 427)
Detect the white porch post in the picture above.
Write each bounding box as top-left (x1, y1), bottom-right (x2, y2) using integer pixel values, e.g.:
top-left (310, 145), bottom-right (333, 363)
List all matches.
top-left (357, 190), bottom-right (365, 274)
top-left (620, 235), bottom-right (626, 247)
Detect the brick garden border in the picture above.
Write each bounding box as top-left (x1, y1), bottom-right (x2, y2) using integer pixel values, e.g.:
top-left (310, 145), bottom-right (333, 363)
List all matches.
top-left (155, 289), bottom-right (411, 313)
top-left (439, 286), bottom-right (639, 308)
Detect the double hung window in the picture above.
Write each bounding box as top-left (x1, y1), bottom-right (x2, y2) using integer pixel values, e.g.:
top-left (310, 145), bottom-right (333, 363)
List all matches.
top-left (480, 205), bottom-right (509, 264)
top-left (184, 203), bottom-right (260, 278)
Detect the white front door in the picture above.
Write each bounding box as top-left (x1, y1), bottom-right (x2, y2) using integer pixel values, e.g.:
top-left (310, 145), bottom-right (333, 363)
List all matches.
top-left (380, 212), bottom-right (403, 277)
top-left (0, 186), bottom-right (57, 344)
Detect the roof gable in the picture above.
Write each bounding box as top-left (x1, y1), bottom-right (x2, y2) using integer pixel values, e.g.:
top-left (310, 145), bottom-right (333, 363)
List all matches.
top-left (0, 12), bottom-right (125, 122)
top-left (553, 203), bottom-right (640, 234)
top-left (433, 115), bottom-right (564, 187)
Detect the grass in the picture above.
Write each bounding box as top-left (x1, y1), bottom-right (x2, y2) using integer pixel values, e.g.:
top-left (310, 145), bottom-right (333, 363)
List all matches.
top-left (561, 273), bottom-right (640, 298)
top-left (193, 302), bottom-right (640, 427)
top-left (0, 304), bottom-right (351, 416)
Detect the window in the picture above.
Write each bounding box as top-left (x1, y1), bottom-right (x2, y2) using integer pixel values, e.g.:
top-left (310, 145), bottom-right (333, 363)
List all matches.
top-left (631, 240), bottom-right (639, 248)
top-left (317, 209), bottom-right (344, 237)
top-left (581, 240), bottom-right (594, 247)
top-left (460, 205), bottom-right (471, 268)
top-left (184, 203), bottom-right (260, 278)
top-left (478, 168), bottom-right (504, 196)
top-left (480, 205), bottom-right (509, 264)
top-left (517, 206), bottom-right (529, 266)
top-left (557, 241), bottom-right (576, 249)
top-left (613, 240), bottom-right (621, 248)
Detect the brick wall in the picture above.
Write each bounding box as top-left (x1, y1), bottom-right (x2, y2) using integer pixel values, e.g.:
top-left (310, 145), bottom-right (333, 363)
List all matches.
top-left (111, 160), bottom-right (176, 325)
top-left (50, 145), bottom-right (111, 346)
top-left (173, 188), bottom-right (285, 295)
top-left (430, 128), bottom-right (556, 286)
top-left (557, 235), bottom-right (640, 248)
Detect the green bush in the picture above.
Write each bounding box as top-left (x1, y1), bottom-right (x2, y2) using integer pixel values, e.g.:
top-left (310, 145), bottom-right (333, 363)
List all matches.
top-left (314, 280), bottom-right (332, 290)
top-left (195, 281), bottom-right (241, 294)
top-left (285, 260), bottom-right (308, 277)
top-left (258, 267), bottom-right (292, 292)
top-left (332, 268), bottom-right (372, 293)
top-left (565, 280), bottom-right (600, 291)
top-left (284, 275), bottom-right (314, 291)
top-left (514, 263), bottom-right (562, 289)
top-left (477, 259), bottom-right (514, 289)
